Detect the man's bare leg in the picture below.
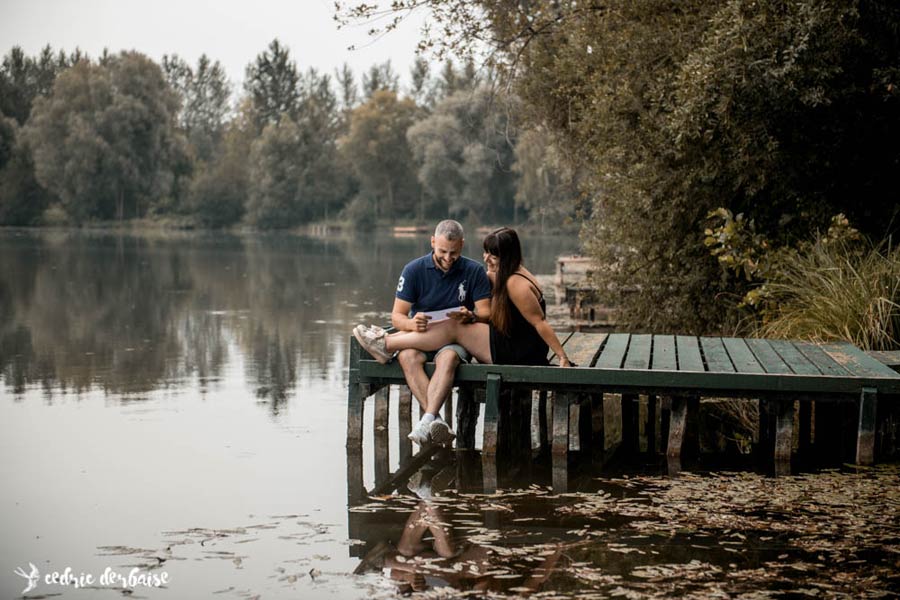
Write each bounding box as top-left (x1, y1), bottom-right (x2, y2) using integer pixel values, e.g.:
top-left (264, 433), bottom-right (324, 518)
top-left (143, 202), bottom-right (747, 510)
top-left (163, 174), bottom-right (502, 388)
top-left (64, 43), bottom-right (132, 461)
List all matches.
top-left (426, 350), bottom-right (459, 416)
top-left (397, 349), bottom-right (429, 412)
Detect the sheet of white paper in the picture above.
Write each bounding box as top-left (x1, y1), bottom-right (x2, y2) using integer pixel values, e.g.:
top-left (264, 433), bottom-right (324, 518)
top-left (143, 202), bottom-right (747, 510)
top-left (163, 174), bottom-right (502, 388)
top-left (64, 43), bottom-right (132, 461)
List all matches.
top-left (418, 306), bottom-right (464, 323)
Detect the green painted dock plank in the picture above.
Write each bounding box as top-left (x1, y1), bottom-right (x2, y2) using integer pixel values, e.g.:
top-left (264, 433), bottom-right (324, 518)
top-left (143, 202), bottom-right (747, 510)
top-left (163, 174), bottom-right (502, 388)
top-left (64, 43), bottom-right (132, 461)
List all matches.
top-left (652, 335), bottom-right (677, 371)
top-left (676, 336), bottom-right (705, 372)
top-left (623, 334), bottom-right (652, 369)
top-left (595, 333), bottom-right (630, 369)
top-left (563, 332), bottom-right (607, 367)
top-left (701, 337), bottom-right (735, 372)
top-left (744, 338), bottom-right (793, 374)
top-left (795, 342), bottom-right (851, 377)
top-left (722, 338), bottom-right (765, 374)
top-left (821, 342), bottom-right (900, 378)
top-left (768, 340), bottom-right (820, 375)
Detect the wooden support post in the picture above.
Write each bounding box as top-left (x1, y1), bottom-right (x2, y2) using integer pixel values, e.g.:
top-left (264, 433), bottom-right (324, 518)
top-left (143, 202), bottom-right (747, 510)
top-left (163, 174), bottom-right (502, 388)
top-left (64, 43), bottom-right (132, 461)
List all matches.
top-left (373, 386), bottom-right (390, 487)
top-left (646, 395), bottom-right (657, 456)
top-left (398, 385), bottom-right (412, 464)
top-left (578, 394), bottom-right (592, 457)
top-left (659, 395), bottom-right (671, 456)
top-left (568, 402), bottom-right (580, 451)
top-left (758, 399), bottom-right (776, 458)
top-left (538, 390), bottom-right (549, 450)
top-left (857, 387), bottom-right (877, 465)
top-left (455, 385), bottom-right (479, 450)
top-left (346, 449), bottom-right (366, 506)
top-left (346, 334), bottom-right (368, 451)
top-left (774, 398), bottom-right (794, 467)
top-left (443, 392), bottom-right (454, 429)
top-left (552, 392), bottom-right (571, 456)
top-left (346, 383), bottom-right (368, 450)
top-left (482, 374), bottom-right (502, 456)
top-left (591, 393), bottom-right (605, 465)
top-left (798, 400), bottom-right (812, 456)
top-left (666, 395), bottom-right (698, 459)
top-left (552, 454), bottom-right (568, 493)
top-left (621, 393), bottom-right (639, 454)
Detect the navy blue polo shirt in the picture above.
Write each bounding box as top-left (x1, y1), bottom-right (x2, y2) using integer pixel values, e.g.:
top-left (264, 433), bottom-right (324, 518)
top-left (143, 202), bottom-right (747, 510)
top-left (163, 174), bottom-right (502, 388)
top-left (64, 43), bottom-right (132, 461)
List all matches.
top-left (396, 253), bottom-right (492, 314)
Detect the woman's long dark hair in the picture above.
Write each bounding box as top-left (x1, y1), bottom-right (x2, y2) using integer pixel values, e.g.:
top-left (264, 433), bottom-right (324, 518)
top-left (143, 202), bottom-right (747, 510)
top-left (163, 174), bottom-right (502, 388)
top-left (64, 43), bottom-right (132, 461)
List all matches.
top-left (483, 227), bottom-right (523, 336)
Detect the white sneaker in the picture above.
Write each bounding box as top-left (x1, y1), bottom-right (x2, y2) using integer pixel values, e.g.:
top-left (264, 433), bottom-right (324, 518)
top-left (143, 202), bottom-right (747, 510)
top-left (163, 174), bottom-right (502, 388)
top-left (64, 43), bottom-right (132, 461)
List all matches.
top-left (429, 419), bottom-right (456, 446)
top-left (353, 325), bottom-right (393, 364)
top-left (365, 324), bottom-right (387, 336)
top-left (408, 418), bottom-right (432, 445)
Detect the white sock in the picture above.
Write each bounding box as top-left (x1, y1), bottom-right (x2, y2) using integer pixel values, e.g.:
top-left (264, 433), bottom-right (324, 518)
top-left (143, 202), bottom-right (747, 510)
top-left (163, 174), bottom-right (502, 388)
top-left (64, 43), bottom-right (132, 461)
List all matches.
top-left (421, 413), bottom-right (436, 425)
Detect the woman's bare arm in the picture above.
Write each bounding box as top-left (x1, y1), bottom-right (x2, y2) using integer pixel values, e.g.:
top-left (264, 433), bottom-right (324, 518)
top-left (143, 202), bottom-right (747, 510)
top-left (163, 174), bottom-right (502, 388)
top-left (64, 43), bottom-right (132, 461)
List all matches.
top-left (507, 276), bottom-right (572, 367)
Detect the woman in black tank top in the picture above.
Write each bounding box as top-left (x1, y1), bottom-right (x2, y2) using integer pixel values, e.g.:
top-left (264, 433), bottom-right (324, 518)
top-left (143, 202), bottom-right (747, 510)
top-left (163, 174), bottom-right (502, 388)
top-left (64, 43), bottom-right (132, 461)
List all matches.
top-left (355, 228), bottom-right (573, 368)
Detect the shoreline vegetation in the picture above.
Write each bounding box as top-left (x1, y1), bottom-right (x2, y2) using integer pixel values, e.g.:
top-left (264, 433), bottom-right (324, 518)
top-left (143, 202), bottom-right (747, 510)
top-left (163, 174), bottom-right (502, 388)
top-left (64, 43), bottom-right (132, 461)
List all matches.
top-left (3, 0), bottom-right (899, 345)
top-left (0, 217), bottom-right (580, 238)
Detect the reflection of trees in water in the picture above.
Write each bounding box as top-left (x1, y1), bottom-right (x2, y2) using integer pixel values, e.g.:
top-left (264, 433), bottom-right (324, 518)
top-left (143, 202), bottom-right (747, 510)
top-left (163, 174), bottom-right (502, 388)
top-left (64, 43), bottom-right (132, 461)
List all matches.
top-left (0, 230), bottom-right (578, 401)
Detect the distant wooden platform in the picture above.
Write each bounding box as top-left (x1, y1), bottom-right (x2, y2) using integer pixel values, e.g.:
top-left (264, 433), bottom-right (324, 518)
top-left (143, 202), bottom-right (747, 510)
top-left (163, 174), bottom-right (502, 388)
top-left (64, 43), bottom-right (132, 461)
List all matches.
top-left (347, 332), bottom-right (900, 501)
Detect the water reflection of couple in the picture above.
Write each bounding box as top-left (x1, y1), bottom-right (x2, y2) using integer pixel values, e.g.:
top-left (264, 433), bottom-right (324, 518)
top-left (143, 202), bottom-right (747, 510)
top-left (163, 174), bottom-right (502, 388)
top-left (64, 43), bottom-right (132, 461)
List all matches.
top-left (354, 499), bottom-right (566, 595)
top-left (353, 222), bottom-right (572, 445)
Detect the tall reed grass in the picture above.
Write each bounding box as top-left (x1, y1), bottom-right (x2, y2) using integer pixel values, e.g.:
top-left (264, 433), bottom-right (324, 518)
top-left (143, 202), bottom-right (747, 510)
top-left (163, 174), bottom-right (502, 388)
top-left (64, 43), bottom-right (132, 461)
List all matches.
top-left (756, 239), bottom-right (900, 351)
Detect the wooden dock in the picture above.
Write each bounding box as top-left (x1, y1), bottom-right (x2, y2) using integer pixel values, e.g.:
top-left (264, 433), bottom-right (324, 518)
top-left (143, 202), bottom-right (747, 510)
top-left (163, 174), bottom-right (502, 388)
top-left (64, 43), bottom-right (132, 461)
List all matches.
top-left (346, 332), bottom-right (900, 501)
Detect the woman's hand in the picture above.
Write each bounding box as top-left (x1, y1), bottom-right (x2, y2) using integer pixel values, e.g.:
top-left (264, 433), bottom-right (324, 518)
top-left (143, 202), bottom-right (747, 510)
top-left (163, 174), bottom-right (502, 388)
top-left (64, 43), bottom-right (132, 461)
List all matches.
top-left (559, 356), bottom-right (573, 368)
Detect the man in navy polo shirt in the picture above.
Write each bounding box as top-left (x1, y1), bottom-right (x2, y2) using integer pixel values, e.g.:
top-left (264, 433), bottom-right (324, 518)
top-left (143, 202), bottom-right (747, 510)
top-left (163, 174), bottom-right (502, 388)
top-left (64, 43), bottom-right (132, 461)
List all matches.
top-left (385, 220), bottom-right (491, 445)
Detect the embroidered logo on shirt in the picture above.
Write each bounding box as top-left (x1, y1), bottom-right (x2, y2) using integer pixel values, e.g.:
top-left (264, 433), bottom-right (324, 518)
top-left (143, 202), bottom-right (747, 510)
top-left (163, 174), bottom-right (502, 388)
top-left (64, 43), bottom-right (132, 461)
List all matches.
top-left (458, 282), bottom-right (466, 303)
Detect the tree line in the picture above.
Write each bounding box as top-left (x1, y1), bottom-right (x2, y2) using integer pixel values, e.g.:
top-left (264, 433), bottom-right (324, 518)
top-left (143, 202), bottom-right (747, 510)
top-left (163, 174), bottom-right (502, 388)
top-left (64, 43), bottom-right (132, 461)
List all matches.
top-left (0, 41), bottom-right (580, 230)
top-left (338, 0), bottom-right (900, 334)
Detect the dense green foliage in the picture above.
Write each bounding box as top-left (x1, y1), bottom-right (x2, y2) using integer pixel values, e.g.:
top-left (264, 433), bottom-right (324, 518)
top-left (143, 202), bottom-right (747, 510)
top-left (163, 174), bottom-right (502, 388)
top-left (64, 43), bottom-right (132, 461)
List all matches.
top-left (0, 42), bottom-right (578, 230)
top-left (338, 0), bottom-right (900, 333)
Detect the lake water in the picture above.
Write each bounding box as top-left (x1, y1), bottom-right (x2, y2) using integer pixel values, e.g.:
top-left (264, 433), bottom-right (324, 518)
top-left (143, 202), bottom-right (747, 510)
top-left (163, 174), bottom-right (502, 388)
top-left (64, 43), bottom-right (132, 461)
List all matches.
top-left (1, 229), bottom-right (898, 599)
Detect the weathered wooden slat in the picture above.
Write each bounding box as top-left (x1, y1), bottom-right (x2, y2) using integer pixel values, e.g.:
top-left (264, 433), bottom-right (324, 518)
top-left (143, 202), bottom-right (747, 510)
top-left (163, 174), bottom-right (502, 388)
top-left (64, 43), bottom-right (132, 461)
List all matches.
top-left (569, 402), bottom-right (581, 451)
top-left (676, 336), bottom-right (705, 372)
top-left (373, 386), bottom-right (390, 486)
top-left (369, 445), bottom-right (441, 496)
top-left (398, 385), bottom-right (413, 462)
top-left (857, 387), bottom-right (877, 465)
top-left (455, 386), bottom-right (478, 450)
top-left (590, 394), bottom-right (605, 464)
top-left (774, 399), bottom-right (794, 464)
top-left (867, 350), bottom-right (900, 373)
top-left (552, 392), bottom-right (572, 456)
top-left (667, 396), bottom-right (688, 458)
top-left (482, 374), bottom-right (501, 455)
top-left (563, 332), bottom-right (608, 367)
top-left (795, 342), bottom-right (852, 377)
top-left (745, 338), bottom-right (793, 374)
top-left (621, 393), bottom-right (640, 454)
top-left (624, 334), bottom-right (652, 370)
top-left (595, 333), bottom-right (630, 369)
top-left (547, 331), bottom-right (575, 365)
top-left (700, 337), bottom-right (735, 372)
top-left (346, 450), bottom-right (365, 505)
top-left (767, 340), bottom-right (821, 375)
top-left (821, 342), bottom-right (900, 378)
top-left (722, 338), bottom-right (765, 374)
top-left (652, 335), bottom-right (677, 371)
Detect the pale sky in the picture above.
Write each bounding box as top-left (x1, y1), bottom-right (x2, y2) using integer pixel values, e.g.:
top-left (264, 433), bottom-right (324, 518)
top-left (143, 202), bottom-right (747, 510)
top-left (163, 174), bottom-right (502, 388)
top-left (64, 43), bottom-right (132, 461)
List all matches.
top-left (0, 0), bottom-right (428, 93)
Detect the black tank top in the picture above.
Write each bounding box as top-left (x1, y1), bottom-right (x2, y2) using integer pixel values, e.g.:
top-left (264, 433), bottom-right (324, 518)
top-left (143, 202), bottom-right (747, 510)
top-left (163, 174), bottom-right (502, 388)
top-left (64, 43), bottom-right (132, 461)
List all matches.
top-left (489, 272), bottom-right (549, 365)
